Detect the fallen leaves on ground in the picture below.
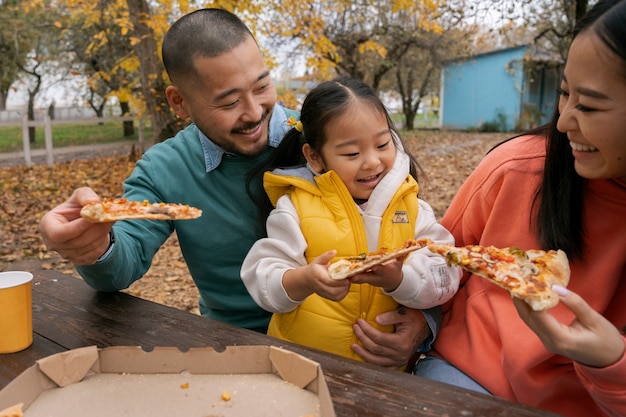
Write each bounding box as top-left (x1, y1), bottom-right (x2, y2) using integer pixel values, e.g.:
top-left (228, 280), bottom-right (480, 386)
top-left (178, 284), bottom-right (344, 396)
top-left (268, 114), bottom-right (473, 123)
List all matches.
top-left (0, 131), bottom-right (507, 314)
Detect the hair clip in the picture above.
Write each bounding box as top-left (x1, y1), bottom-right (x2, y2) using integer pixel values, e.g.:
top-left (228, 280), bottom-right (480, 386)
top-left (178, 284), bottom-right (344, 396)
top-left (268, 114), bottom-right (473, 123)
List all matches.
top-left (286, 116), bottom-right (303, 133)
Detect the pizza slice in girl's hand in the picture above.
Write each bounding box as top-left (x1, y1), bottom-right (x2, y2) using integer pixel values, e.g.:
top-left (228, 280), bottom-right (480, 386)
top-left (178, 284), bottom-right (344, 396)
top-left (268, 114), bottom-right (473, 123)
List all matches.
top-left (80, 198), bottom-right (202, 222)
top-left (327, 239), bottom-right (429, 280)
top-left (424, 240), bottom-right (570, 311)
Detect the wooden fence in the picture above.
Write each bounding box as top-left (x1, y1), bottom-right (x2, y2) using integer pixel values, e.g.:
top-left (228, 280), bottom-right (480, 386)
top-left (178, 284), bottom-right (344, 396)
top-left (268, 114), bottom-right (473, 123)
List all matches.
top-left (13, 115), bottom-right (147, 168)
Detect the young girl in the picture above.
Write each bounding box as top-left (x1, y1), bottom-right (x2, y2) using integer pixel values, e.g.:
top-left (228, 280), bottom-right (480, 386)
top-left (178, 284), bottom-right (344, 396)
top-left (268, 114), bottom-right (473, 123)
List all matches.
top-left (241, 77), bottom-right (459, 366)
top-left (414, 1), bottom-right (626, 415)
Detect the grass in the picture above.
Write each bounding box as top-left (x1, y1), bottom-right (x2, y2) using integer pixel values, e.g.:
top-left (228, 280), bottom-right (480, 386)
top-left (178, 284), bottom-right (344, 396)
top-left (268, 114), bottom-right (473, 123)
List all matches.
top-left (0, 121), bottom-right (152, 153)
top-left (0, 114), bottom-right (440, 154)
top-left (390, 111), bottom-right (439, 129)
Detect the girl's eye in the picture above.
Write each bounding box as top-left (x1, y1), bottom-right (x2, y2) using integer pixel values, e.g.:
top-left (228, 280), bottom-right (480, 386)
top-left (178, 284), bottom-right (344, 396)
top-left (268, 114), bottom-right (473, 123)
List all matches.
top-left (341, 152), bottom-right (359, 157)
top-left (377, 140), bottom-right (391, 149)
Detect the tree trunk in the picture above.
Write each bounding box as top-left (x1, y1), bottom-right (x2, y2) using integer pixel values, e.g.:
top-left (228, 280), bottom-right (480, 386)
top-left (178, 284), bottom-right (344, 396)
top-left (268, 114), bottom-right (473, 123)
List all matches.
top-left (23, 66), bottom-right (43, 143)
top-left (126, 0), bottom-right (177, 142)
top-left (27, 93), bottom-right (36, 143)
top-left (403, 110), bottom-right (414, 131)
top-left (575, 0), bottom-right (589, 24)
top-left (0, 91), bottom-right (6, 111)
top-left (120, 101), bottom-right (135, 136)
top-left (397, 67), bottom-right (417, 131)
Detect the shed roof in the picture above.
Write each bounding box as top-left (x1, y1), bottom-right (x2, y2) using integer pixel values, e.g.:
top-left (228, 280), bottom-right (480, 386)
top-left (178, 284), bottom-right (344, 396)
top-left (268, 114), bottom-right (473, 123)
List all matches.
top-left (444, 44), bottom-right (563, 66)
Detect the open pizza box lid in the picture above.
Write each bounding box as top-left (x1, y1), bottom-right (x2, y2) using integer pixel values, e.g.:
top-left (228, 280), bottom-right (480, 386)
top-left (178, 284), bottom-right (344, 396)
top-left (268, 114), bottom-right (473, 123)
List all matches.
top-left (0, 345), bottom-right (336, 417)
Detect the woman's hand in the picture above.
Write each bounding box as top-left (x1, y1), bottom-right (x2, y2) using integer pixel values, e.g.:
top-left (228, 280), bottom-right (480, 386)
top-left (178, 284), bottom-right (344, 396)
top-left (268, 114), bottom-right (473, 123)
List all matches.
top-left (514, 286), bottom-right (625, 368)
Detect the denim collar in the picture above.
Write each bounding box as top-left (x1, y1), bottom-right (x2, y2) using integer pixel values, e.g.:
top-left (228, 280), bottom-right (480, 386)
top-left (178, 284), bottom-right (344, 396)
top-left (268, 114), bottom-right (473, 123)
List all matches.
top-left (199, 104), bottom-right (289, 172)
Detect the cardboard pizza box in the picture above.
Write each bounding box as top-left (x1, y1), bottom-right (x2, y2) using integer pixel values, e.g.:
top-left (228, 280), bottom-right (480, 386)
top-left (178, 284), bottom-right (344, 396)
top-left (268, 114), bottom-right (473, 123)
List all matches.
top-left (0, 345), bottom-right (336, 417)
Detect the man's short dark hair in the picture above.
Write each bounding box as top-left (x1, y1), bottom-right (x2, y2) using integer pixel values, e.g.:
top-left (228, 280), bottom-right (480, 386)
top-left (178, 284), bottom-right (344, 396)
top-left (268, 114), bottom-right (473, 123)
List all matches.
top-left (162, 8), bottom-right (256, 84)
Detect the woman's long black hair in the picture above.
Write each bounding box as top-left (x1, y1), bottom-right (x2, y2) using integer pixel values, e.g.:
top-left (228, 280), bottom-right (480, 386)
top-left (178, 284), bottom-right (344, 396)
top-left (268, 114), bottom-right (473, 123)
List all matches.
top-left (493, 0), bottom-right (626, 261)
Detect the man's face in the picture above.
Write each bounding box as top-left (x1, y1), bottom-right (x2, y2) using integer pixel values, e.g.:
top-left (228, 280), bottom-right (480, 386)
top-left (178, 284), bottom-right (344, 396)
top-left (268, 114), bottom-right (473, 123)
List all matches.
top-left (169, 36), bottom-right (277, 156)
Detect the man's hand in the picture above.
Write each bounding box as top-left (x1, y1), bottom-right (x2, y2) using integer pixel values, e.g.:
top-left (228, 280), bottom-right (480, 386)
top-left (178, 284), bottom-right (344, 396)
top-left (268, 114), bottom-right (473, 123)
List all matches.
top-left (352, 307), bottom-right (430, 369)
top-left (39, 187), bottom-right (113, 265)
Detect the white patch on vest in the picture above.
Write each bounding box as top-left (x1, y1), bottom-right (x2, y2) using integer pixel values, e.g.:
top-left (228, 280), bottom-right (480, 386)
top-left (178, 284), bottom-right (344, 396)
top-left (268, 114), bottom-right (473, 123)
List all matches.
top-left (392, 211), bottom-right (409, 223)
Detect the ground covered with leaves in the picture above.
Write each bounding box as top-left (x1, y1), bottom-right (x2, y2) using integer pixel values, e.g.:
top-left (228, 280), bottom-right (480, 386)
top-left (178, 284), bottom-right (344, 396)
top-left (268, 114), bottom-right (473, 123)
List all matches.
top-left (0, 131), bottom-right (506, 315)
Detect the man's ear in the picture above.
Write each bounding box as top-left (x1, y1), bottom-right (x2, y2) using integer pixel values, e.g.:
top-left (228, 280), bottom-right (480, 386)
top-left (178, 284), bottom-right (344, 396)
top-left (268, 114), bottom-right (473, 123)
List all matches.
top-left (166, 85), bottom-right (189, 119)
top-left (302, 143), bottom-right (324, 173)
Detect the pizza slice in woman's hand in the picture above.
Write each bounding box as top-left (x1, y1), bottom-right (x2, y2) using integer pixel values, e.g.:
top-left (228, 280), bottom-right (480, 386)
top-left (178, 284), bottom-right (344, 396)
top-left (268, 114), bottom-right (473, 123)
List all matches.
top-left (424, 240), bottom-right (570, 311)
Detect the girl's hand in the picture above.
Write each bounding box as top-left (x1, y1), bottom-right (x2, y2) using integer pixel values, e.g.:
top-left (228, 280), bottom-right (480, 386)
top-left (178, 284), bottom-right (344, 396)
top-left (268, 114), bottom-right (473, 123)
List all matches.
top-left (350, 256), bottom-right (405, 292)
top-left (282, 250), bottom-right (351, 302)
top-left (513, 286), bottom-right (625, 368)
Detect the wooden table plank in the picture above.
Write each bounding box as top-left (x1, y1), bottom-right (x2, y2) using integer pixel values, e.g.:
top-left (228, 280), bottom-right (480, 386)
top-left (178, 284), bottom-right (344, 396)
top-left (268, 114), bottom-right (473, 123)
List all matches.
top-left (0, 269), bottom-right (560, 417)
top-left (0, 334), bottom-right (65, 388)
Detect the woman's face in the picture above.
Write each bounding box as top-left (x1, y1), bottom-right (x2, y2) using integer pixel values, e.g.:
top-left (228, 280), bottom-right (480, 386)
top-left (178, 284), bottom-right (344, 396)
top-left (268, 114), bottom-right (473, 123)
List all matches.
top-left (557, 32), bottom-right (626, 182)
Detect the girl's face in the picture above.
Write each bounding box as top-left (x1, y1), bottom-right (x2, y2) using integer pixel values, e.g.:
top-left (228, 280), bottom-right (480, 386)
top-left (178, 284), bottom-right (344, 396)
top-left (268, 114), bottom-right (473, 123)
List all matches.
top-left (557, 32), bottom-right (626, 182)
top-left (303, 101), bottom-right (396, 201)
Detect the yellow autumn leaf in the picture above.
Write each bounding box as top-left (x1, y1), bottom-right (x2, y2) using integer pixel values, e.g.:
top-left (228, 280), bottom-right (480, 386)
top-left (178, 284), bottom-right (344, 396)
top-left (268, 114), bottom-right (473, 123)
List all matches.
top-left (358, 40), bottom-right (387, 57)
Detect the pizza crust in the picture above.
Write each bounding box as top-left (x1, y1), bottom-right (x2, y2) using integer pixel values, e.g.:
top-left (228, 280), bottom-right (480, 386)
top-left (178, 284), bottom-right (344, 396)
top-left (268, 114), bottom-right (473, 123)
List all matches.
top-left (80, 198), bottom-right (202, 223)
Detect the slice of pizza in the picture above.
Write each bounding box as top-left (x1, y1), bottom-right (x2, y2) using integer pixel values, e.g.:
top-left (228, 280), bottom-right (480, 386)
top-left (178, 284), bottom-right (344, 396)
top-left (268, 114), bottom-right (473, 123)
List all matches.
top-left (424, 240), bottom-right (570, 311)
top-left (0, 403), bottom-right (23, 417)
top-left (80, 198), bottom-right (202, 222)
top-left (327, 239), bottom-right (428, 280)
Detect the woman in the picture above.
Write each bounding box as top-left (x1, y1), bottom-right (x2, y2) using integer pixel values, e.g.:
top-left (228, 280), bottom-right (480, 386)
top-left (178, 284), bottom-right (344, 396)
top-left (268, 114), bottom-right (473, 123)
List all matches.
top-left (415, 1), bottom-right (626, 416)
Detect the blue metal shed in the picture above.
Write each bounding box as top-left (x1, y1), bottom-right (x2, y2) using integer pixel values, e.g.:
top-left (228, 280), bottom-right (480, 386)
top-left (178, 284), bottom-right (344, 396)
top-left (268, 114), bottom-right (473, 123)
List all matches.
top-left (440, 45), bottom-right (562, 131)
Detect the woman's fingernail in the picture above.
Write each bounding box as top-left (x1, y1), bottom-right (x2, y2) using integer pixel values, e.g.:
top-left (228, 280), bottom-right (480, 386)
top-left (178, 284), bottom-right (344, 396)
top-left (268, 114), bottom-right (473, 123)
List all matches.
top-left (552, 285), bottom-right (569, 297)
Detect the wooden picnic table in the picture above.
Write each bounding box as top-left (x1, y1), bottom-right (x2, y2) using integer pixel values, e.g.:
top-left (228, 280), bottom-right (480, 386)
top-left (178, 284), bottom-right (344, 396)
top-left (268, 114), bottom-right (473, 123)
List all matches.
top-left (0, 268), bottom-right (561, 416)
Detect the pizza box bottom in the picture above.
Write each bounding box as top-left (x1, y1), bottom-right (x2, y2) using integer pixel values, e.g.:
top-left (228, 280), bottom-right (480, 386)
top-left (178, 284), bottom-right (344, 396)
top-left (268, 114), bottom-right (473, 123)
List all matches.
top-left (0, 345), bottom-right (336, 417)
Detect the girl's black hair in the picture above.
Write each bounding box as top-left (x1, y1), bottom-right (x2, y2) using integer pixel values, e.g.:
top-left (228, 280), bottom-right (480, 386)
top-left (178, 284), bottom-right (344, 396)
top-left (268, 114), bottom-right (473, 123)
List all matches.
top-left (490, 0), bottom-right (626, 261)
top-left (247, 76), bottom-right (422, 230)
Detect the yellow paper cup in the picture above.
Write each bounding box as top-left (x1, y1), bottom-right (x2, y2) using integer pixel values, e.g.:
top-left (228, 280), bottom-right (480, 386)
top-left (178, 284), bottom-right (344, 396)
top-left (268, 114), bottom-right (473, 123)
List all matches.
top-left (0, 271), bottom-right (33, 353)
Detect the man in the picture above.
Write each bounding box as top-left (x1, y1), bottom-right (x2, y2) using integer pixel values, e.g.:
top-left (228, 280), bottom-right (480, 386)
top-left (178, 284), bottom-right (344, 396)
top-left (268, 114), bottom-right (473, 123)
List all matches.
top-left (39, 8), bottom-right (431, 368)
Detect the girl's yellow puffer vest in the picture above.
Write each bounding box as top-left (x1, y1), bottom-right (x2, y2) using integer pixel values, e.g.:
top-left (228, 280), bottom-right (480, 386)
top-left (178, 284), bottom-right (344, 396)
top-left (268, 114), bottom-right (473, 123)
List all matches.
top-left (263, 169), bottom-right (419, 363)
